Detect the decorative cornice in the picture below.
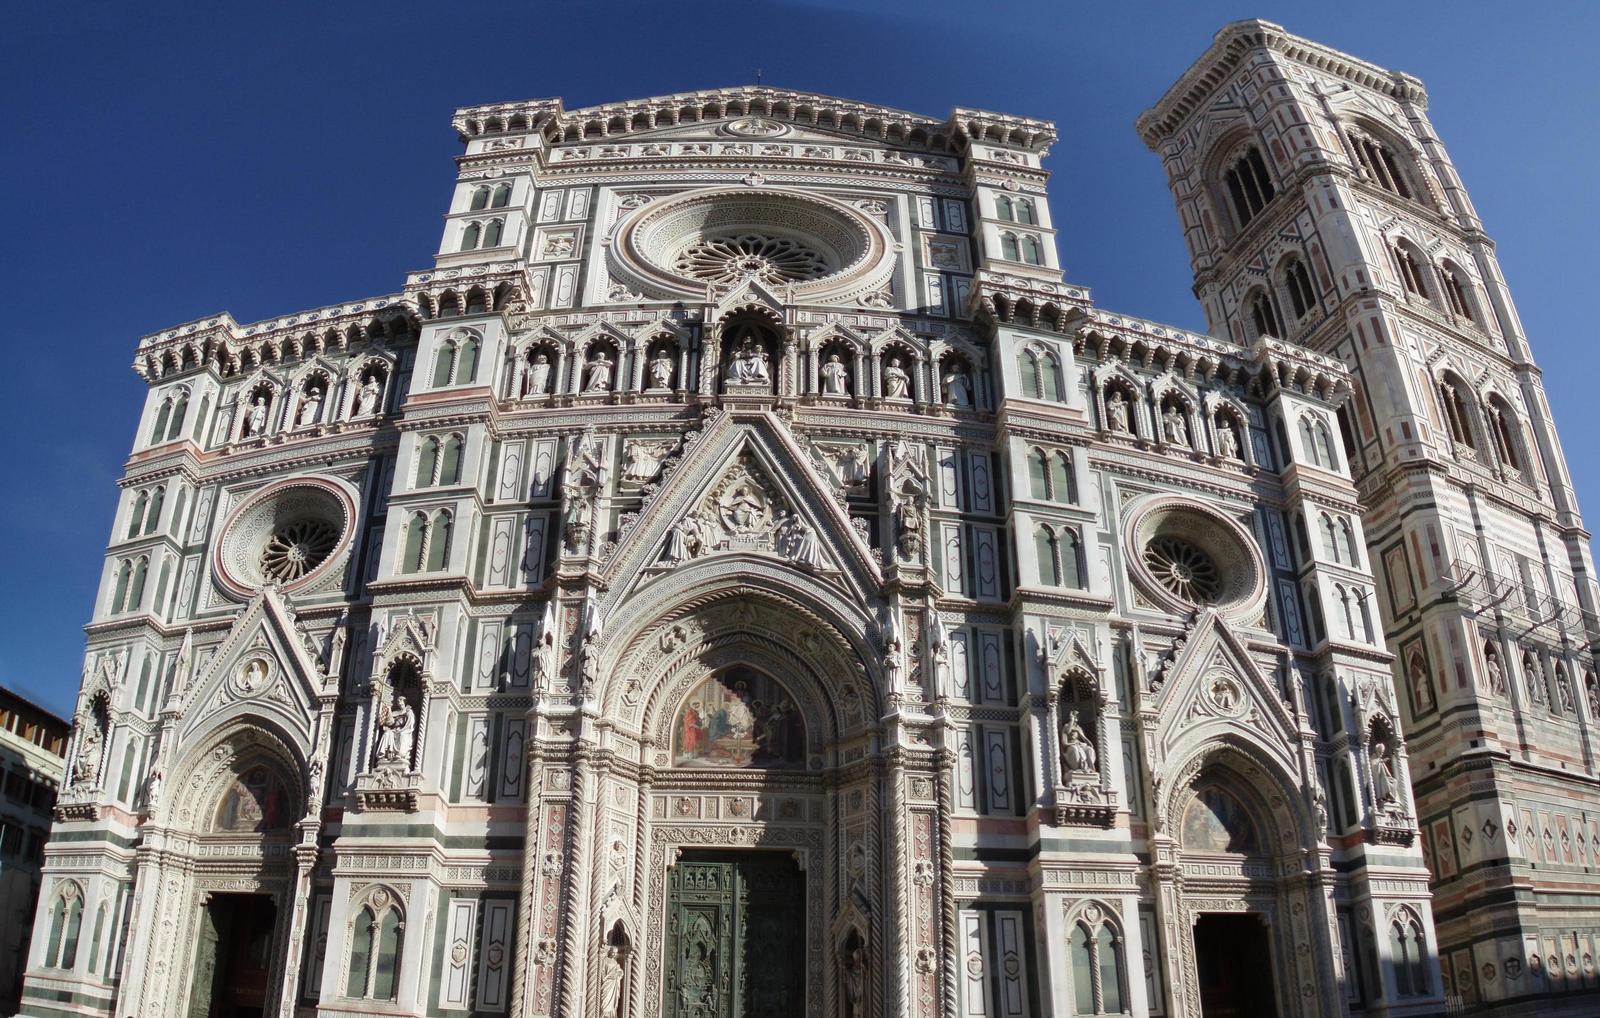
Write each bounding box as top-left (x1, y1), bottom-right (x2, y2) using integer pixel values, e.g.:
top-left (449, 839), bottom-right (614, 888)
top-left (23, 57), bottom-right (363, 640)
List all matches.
top-left (1137, 19), bottom-right (1429, 147)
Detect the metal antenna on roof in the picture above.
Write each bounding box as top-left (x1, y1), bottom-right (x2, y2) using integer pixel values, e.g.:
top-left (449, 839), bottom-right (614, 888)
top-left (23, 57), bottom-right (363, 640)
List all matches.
top-left (755, 68), bottom-right (764, 85)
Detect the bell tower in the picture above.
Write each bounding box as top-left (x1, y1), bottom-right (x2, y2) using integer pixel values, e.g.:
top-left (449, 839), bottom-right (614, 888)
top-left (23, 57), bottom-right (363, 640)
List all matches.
top-left (1142, 21), bottom-right (1600, 1011)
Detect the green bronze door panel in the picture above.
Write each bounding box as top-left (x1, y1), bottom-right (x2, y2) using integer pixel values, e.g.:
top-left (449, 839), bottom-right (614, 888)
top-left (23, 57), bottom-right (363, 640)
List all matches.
top-left (664, 854), bottom-right (804, 1018)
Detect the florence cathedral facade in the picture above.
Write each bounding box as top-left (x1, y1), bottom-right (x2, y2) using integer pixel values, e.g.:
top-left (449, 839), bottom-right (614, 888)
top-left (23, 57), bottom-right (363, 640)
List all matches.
top-left (19, 20), bottom-right (1600, 1018)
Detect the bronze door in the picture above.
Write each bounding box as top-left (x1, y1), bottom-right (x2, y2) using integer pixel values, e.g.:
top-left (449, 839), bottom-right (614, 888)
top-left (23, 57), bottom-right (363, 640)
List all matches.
top-left (664, 852), bottom-right (804, 1018)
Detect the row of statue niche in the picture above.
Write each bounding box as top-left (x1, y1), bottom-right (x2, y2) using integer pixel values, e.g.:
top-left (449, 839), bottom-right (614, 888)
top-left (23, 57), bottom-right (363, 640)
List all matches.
top-left (819, 353), bottom-right (974, 407)
top-left (239, 374), bottom-right (385, 438)
top-left (1103, 391), bottom-right (1241, 459)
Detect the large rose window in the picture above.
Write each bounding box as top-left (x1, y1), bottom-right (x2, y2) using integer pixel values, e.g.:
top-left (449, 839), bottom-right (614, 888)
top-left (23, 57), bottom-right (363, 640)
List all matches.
top-left (673, 234), bottom-right (830, 285)
top-left (214, 477), bottom-right (356, 597)
top-left (1143, 536), bottom-right (1222, 604)
top-left (1124, 497), bottom-right (1265, 618)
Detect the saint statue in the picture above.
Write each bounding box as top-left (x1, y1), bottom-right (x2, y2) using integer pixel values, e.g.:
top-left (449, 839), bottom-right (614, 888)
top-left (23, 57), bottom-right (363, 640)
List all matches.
top-left (245, 395), bottom-right (268, 437)
top-left (821, 353), bottom-right (849, 396)
top-left (841, 942), bottom-right (867, 1018)
top-left (837, 446), bottom-right (869, 488)
top-left (584, 351), bottom-right (614, 392)
top-left (298, 388), bottom-right (322, 428)
top-left (775, 511), bottom-right (827, 571)
top-left (664, 514), bottom-right (705, 565)
top-left (1371, 753), bottom-right (1397, 807)
top-left (1060, 710), bottom-right (1096, 774)
top-left (376, 693), bottom-right (416, 767)
top-left (1162, 404), bottom-right (1189, 447)
top-left (1486, 653), bottom-right (1507, 696)
top-left (356, 374), bottom-right (382, 417)
top-left (883, 356), bottom-right (911, 400)
top-left (1215, 418), bottom-right (1239, 460)
top-left (725, 336), bottom-right (771, 385)
top-left (943, 364), bottom-right (973, 407)
top-left (72, 720), bottom-right (103, 784)
top-left (599, 944), bottom-right (626, 1018)
top-left (1106, 391), bottom-right (1130, 434)
top-left (622, 441), bottom-right (668, 484)
top-left (648, 350), bottom-right (674, 390)
top-left (526, 353), bottom-right (552, 397)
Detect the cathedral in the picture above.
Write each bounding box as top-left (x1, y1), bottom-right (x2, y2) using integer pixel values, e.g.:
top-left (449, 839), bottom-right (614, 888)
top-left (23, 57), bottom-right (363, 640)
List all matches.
top-left (19, 19), bottom-right (1600, 1018)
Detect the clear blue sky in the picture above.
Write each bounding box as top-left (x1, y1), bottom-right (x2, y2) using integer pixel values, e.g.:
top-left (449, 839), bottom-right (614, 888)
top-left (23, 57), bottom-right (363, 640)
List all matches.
top-left (3, 2), bottom-right (1596, 717)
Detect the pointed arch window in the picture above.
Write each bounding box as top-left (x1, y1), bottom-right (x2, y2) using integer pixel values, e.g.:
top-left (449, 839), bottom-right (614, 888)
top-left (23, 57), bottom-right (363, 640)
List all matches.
top-left (460, 221), bottom-right (482, 251)
top-left (1488, 398), bottom-right (1523, 471)
top-left (1050, 451), bottom-right (1076, 503)
top-left (415, 437), bottom-right (441, 488)
top-left (458, 335), bottom-right (480, 382)
top-left (425, 510), bottom-right (453, 572)
top-left (490, 183), bottom-right (512, 209)
top-left (1223, 144), bottom-right (1276, 229)
top-left (1001, 232), bottom-right (1020, 261)
top-left (166, 392), bottom-right (189, 441)
top-left (1394, 243), bottom-right (1430, 299)
top-left (1021, 235), bottom-right (1044, 265)
top-left (1249, 289), bottom-right (1284, 339)
top-left (127, 557), bottom-right (148, 611)
top-left (345, 896), bottom-right (405, 1001)
top-left (482, 218), bottom-right (504, 248)
top-left (1069, 913), bottom-right (1126, 1015)
top-left (402, 513), bottom-right (428, 574)
top-left (1389, 909), bottom-right (1431, 996)
top-left (439, 434), bottom-right (465, 485)
top-left (1440, 262), bottom-right (1476, 321)
top-left (1339, 519), bottom-right (1361, 566)
top-left (469, 187), bottom-right (490, 211)
top-left (1321, 513), bottom-right (1341, 563)
top-left (995, 195), bottom-right (1014, 222)
top-left (1036, 527), bottom-right (1060, 587)
top-left (1039, 349), bottom-right (1062, 401)
top-left (1348, 130), bottom-right (1414, 199)
top-left (127, 493), bottom-right (149, 539)
top-left (1016, 198), bottom-right (1037, 225)
top-left (1437, 380), bottom-right (1476, 450)
top-left (149, 400), bottom-right (172, 445)
top-left (1284, 258), bottom-right (1317, 320)
top-left (1029, 448), bottom-right (1050, 499)
top-left (431, 342), bottom-right (456, 387)
top-left (145, 486), bottom-right (164, 535)
top-left (110, 561), bottom-right (132, 613)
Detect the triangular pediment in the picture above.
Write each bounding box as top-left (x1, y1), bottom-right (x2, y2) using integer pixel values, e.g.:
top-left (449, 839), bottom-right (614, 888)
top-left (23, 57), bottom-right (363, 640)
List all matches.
top-left (1151, 612), bottom-right (1301, 770)
top-left (714, 276), bottom-right (790, 316)
top-left (176, 586), bottom-right (324, 751)
top-left (600, 411), bottom-right (881, 603)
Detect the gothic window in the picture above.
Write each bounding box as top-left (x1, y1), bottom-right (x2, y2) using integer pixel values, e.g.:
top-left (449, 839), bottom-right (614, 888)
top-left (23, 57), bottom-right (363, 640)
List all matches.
top-left (1321, 513), bottom-right (1341, 562)
top-left (1021, 234), bottom-right (1044, 265)
top-left (1393, 242), bottom-right (1431, 300)
top-left (1035, 525), bottom-right (1083, 588)
top-left (110, 561), bottom-right (131, 613)
top-left (490, 183), bottom-right (511, 208)
top-left (1222, 144), bottom-right (1276, 229)
top-left (1249, 288), bottom-right (1284, 339)
top-left (145, 486), bottom-right (164, 535)
top-left (1487, 396), bottom-right (1524, 471)
top-left (1001, 232), bottom-right (1020, 261)
top-left (127, 492), bottom-right (148, 539)
top-left (128, 556), bottom-right (148, 612)
top-left (45, 883), bottom-right (83, 969)
top-left (460, 221), bottom-right (482, 251)
top-left (346, 890), bottom-right (405, 1001)
top-left (1388, 908), bottom-right (1431, 996)
top-left (402, 512), bottom-right (428, 573)
top-left (1069, 913), bottom-right (1126, 1015)
top-left (431, 332), bottom-right (481, 387)
top-left (1061, 528), bottom-right (1084, 588)
top-left (167, 391), bottom-right (189, 441)
top-left (469, 187), bottom-right (489, 211)
top-left (149, 399), bottom-right (171, 446)
top-left (439, 434), bottom-right (465, 485)
top-left (432, 342), bottom-right (455, 387)
top-left (1284, 258), bottom-right (1317, 320)
top-left (1015, 198), bottom-right (1037, 225)
top-left (1439, 261), bottom-right (1476, 321)
top-left (483, 218), bottom-right (504, 247)
top-left (1436, 379), bottom-right (1477, 450)
top-left (1028, 448), bottom-right (1050, 499)
top-left (1347, 130), bottom-right (1414, 199)
top-left (169, 487), bottom-right (187, 538)
top-left (414, 437), bottom-right (440, 488)
top-left (1036, 526), bottom-right (1061, 586)
top-left (1039, 350), bottom-right (1062, 401)
top-left (995, 195), bottom-right (1014, 221)
top-left (1299, 415), bottom-right (1336, 469)
top-left (1051, 451), bottom-right (1076, 503)
top-left (425, 510), bottom-right (453, 572)
top-left (192, 394), bottom-right (211, 442)
top-left (1340, 518), bottom-right (1361, 566)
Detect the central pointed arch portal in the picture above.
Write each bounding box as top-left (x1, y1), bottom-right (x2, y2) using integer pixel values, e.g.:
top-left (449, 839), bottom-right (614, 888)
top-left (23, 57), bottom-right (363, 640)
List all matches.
top-left (567, 559), bottom-right (918, 1018)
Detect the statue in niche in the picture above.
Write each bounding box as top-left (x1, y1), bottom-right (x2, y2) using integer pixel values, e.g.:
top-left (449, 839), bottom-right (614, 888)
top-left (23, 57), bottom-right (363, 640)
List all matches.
top-left (561, 430), bottom-right (606, 553)
top-left (599, 943), bottom-right (627, 1017)
top-left (1060, 709), bottom-right (1096, 774)
top-left (1486, 652), bottom-right (1507, 696)
top-left (1105, 391), bottom-right (1130, 434)
top-left (355, 374), bottom-right (382, 417)
top-left (836, 445), bottom-right (869, 488)
top-left (72, 719), bottom-right (103, 785)
top-left (1215, 417), bottom-right (1240, 460)
top-left (1371, 751), bottom-right (1397, 808)
top-left (526, 353), bottom-right (552, 396)
top-left (943, 363), bottom-right (973, 407)
top-left (883, 356), bottom-right (911, 400)
top-left (244, 395), bottom-right (269, 437)
top-left (1162, 404), bottom-right (1189, 447)
top-left (375, 692), bottom-right (416, 768)
top-left (647, 349), bottom-right (674, 390)
top-left (1588, 673), bottom-right (1600, 721)
top-left (143, 766), bottom-right (164, 810)
top-left (725, 335), bottom-right (771, 385)
top-left (297, 387), bottom-right (322, 428)
top-left (774, 511), bottom-right (826, 571)
top-left (584, 350), bottom-right (615, 392)
top-left (1556, 668), bottom-right (1576, 713)
top-left (821, 353), bottom-right (850, 396)
top-left (840, 939), bottom-right (867, 1018)
top-left (894, 498), bottom-right (925, 559)
top-left (664, 514), bottom-right (706, 565)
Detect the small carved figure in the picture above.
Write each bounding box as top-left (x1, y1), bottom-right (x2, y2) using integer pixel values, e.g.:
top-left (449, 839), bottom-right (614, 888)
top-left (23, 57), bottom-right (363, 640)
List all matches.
top-left (821, 353), bottom-right (850, 396)
top-left (648, 350), bottom-right (674, 390)
top-left (376, 693), bottom-right (415, 767)
top-left (775, 511), bottom-right (827, 571)
top-left (664, 514), bottom-right (705, 565)
top-left (720, 483), bottom-right (767, 535)
top-left (72, 721), bottom-right (102, 784)
top-left (599, 944), bottom-right (626, 1017)
top-left (894, 498), bottom-right (924, 559)
top-left (943, 364), bottom-right (973, 407)
top-left (1557, 669), bottom-right (1576, 713)
top-left (245, 395), bottom-right (269, 437)
top-left (1162, 404), bottom-right (1189, 447)
top-left (143, 766), bottom-right (163, 809)
top-left (1106, 391), bottom-right (1130, 434)
top-left (1215, 418), bottom-right (1240, 460)
top-left (1371, 753), bottom-right (1397, 807)
top-left (837, 445), bottom-right (869, 488)
top-left (584, 351), bottom-right (614, 392)
top-left (622, 440), bottom-right (670, 484)
top-left (883, 356), bottom-right (911, 400)
top-left (1061, 710), bottom-right (1096, 774)
top-left (1486, 653), bottom-right (1508, 696)
top-left (241, 659), bottom-right (267, 692)
top-left (526, 353), bottom-right (552, 397)
top-left (1587, 673), bottom-right (1600, 721)
top-left (841, 941), bottom-right (867, 1018)
top-left (726, 336), bottom-right (771, 385)
top-left (298, 388), bottom-right (322, 428)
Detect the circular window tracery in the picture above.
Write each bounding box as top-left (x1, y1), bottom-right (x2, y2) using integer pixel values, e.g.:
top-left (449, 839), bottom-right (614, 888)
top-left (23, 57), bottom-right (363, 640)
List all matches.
top-left (1143, 536), bottom-right (1222, 603)
top-left (259, 517), bottom-right (340, 582)
top-left (1124, 496), bottom-right (1265, 618)
top-left (673, 234), bottom-right (830, 285)
top-left (214, 477), bottom-right (356, 598)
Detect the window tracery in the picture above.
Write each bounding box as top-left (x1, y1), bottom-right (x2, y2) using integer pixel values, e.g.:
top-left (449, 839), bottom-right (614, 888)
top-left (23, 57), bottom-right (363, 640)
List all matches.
top-left (1221, 144), bottom-right (1276, 229)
